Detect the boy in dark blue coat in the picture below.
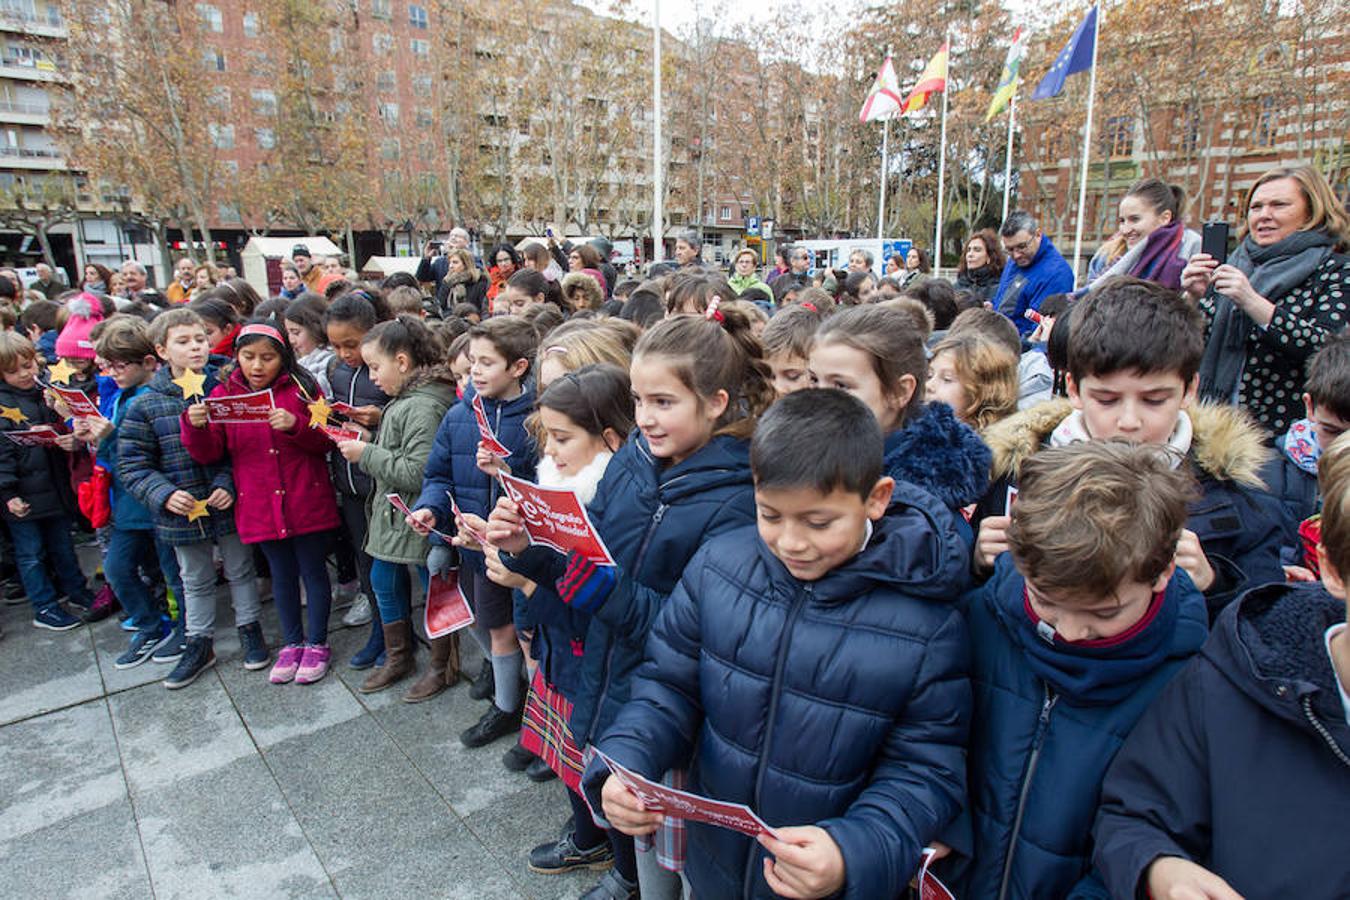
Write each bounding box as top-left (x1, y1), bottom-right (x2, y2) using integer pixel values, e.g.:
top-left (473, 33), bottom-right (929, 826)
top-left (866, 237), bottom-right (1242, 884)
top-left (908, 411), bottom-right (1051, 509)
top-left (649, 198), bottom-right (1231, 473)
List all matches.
top-left (1092, 432), bottom-right (1350, 900)
top-left (583, 390), bottom-right (972, 900)
top-left (411, 315), bottom-right (537, 746)
top-left (1260, 332), bottom-right (1350, 565)
top-left (952, 441), bottom-right (1207, 900)
top-left (975, 276), bottom-right (1287, 622)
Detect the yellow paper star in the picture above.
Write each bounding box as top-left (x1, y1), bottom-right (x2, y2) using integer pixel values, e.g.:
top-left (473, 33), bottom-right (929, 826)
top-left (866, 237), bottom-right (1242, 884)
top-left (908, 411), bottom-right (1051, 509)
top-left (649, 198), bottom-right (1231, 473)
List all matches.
top-left (47, 359), bottom-right (77, 385)
top-left (173, 368), bottom-right (207, 401)
top-left (307, 396), bottom-right (333, 429)
top-left (186, 498), bottom-right (210, 523)
top-left (0, 405), bottom-right (27, 424)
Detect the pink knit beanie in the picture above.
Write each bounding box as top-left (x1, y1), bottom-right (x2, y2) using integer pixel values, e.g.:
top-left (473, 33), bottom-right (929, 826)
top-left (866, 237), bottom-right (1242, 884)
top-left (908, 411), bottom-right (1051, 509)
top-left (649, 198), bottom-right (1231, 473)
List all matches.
top-left (54, 292), bottom-right (105, 359)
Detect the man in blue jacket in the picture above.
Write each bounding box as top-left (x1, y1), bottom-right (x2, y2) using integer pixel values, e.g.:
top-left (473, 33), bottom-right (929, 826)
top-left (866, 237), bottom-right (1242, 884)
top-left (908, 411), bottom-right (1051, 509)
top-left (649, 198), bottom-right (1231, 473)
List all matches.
top-left (993, 211), bottom-right (1076, 336)
top-left (1092, 431), bottom-right (1350, 900)
top-left (583, 390), bottom-right (972, 900)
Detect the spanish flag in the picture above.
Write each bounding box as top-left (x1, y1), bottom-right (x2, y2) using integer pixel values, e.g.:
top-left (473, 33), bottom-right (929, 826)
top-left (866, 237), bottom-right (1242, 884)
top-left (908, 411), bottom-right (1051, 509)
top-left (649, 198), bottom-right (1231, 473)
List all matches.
top-left (900, 42), bottom-right (950, 117)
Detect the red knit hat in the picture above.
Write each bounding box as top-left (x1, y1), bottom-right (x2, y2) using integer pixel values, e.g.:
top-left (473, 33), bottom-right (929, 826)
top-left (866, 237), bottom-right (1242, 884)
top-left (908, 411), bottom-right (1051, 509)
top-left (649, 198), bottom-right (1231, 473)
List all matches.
top-left (55, 292), bottom-right (105, 360)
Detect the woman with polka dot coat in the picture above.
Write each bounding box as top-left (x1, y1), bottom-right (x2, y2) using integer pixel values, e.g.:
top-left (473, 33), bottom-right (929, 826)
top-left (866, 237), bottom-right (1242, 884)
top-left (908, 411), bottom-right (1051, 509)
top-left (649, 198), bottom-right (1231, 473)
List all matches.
top-left (1184, 165), bottom-right (1350, 437)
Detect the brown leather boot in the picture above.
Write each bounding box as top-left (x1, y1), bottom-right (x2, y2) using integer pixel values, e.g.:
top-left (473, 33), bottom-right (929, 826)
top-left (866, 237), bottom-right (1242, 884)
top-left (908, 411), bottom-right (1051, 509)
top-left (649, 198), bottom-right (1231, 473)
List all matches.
top-left (402, 631), bottom-right (462, 703)
top-left (358, 620), bottom-right (413, 693)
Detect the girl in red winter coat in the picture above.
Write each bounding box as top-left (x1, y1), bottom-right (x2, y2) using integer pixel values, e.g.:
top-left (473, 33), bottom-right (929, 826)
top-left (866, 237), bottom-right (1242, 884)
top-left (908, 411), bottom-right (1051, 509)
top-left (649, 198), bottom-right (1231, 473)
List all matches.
top-left (181, 318), bottom-right (341, 686)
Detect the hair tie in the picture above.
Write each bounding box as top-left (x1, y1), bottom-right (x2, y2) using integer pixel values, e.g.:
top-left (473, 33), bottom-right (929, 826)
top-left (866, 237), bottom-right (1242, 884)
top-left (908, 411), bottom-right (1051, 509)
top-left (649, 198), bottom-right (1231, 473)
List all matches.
top-left (704, 296), bottom-right (724, 324)
top-left (237, 323), bottom-right (285, 345)
top-left (801, 302), bottom-right (818, 313)
top-left (544, 345), bottom-right (569, 356)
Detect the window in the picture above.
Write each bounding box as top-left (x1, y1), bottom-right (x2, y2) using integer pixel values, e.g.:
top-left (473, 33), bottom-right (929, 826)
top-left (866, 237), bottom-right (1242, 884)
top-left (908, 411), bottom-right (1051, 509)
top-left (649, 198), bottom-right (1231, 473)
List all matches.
top-left (250, 89), bottom-right (276, 117)
top-left (409, 4), bottom-right (427, 28)
top-left (719, 205), bottom-right (730, 220)
top-left (380, 138), bottom-right (400, 160)
top-left (412, 74), bottom-right (432, 96)
top-left (329, 31), bottom-right (344, 54)
top-left (1100, 115), bottom-right (1133, 158)
top-left (202, 48), bottom-right (226, 72)
top-left (373, 32), bottom-right (393, 54)
top-left (415, 108), bottom-right (434, 127)
top-left (255, 127), bottom-right (276, 149)
top-left (418, 141), bottom-right (433, 162)
top-left (517, 117), bottom-right (530, 136)
top-left (195, 3), bottom-right (223, 32)
top-left (377, 70), bottom-right (396, 93)
top-left (371, 0), bottom-right (391, 19)
top-left (242, 11), bottom-right (259, 37)
top-left (207, 87), bottom-right (231, 112)
top-left (378, 102), bottom-right (399, 126)
top-left (1252, 95), bottom-right (1277, 148)
top-left (208, 123), bottom-right (234, 149)
top-left (410, 38), bottom-right (429, 57)
top-left (1179, 102), bottom-right (1201, 155)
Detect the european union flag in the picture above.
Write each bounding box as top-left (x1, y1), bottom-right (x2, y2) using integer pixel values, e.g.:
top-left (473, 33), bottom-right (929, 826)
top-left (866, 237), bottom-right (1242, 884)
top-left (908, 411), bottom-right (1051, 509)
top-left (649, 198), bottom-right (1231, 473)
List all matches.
top-left (1031, 4), bottom-right (1098, 100)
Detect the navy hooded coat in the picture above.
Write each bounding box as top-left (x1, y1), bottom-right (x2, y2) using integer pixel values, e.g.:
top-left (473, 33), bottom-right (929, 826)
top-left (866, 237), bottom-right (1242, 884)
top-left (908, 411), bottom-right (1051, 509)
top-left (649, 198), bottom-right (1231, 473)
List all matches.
top-left (581, 481), bottom-right (973, 900)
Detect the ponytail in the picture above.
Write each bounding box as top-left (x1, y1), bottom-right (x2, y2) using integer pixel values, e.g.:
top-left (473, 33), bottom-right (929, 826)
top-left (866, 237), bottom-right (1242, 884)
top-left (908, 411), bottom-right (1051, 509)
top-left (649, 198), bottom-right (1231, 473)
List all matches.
top-left (362, 314), bottom-right (444, 369)
top-left (633, 307), bottom-right (774, 440)
top-left (1125, 177), bottom-right (1187, 225)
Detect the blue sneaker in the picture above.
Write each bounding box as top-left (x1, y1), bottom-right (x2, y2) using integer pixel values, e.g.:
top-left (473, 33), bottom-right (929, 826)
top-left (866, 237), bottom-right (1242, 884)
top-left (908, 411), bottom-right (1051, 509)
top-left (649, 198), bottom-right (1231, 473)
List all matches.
top-left (237, 622), bottom-right (270, 670)
top-left (163, 636), bottom-right (215, 690)
top-left (33, 605), bottom-right (82, 632)
top-left (115, 626), bottom-right (171, 669)
top-left (152, 619), bottom-right (186, 664)
top-left (119, 616), bottom-right (137, 633)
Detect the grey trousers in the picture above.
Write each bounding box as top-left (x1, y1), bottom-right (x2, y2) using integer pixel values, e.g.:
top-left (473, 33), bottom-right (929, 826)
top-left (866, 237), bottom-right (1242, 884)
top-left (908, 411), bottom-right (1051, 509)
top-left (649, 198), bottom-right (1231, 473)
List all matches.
top-left (174, 533), bottom-right (260, 639)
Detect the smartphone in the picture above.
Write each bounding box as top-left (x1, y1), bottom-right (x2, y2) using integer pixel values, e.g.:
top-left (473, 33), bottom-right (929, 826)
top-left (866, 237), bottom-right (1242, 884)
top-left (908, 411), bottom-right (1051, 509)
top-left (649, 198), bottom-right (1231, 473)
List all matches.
top-left (1201, 221), bottom-right (1229, 265)
top-left (427, 240), bottom-right (443, 255)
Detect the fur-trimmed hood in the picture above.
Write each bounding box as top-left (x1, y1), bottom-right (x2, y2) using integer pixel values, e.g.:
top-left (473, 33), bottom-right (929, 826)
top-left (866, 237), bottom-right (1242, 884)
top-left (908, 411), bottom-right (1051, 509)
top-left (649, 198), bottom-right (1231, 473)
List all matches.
top-left (983, 399), bottom-right (1271, 487)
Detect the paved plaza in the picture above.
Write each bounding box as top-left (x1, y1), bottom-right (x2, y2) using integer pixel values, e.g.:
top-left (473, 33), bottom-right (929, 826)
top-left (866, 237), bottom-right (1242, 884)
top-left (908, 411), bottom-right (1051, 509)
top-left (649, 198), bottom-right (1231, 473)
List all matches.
top-left (0, 558), bottom-right (591, 899)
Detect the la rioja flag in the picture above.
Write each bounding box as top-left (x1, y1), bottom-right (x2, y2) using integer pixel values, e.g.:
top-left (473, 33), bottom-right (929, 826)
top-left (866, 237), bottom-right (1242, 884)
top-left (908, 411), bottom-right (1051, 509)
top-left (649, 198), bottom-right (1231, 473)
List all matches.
top-left (859, 55), bottom-right (903, 123)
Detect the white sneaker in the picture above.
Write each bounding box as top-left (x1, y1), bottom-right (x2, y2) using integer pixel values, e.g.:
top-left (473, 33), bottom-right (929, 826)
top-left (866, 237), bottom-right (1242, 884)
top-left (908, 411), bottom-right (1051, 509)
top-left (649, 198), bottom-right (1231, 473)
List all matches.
top-left (335, 579), bottom-right (360, 603)
top-left (342, 593), bottom-right (372, 627)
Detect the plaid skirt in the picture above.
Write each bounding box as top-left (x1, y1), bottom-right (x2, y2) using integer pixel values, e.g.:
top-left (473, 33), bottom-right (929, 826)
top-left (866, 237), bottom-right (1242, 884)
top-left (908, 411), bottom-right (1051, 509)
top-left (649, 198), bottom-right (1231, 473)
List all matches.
top-left (519, 668), bottom-right (585, 792)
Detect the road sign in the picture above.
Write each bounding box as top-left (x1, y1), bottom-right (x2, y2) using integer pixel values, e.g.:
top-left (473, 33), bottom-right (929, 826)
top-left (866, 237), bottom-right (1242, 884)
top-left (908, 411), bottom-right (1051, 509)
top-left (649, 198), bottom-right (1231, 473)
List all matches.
top-left (746, 216), bottom-right (761, 236)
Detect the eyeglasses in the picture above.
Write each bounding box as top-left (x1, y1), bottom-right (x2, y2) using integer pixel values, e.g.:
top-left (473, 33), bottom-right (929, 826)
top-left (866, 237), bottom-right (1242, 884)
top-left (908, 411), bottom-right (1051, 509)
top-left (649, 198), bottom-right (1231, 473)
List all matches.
top-left (1003, 235), bottom-right (1037, 256)
top-left (105, 359), bottom-right (146, 373)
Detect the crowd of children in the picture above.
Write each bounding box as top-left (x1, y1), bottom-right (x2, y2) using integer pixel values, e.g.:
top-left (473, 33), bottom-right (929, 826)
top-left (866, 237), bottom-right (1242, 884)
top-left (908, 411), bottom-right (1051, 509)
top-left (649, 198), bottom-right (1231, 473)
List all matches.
top-left (2, 241), bottom-right (1348, 900)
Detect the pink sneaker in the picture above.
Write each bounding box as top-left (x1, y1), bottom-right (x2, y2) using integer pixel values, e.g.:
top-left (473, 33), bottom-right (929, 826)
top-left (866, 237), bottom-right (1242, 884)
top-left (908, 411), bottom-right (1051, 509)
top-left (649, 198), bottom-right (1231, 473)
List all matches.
top-left (269, 644), bottom-right (304, 684)
top-left (294, 644), bottom-right (331, 685)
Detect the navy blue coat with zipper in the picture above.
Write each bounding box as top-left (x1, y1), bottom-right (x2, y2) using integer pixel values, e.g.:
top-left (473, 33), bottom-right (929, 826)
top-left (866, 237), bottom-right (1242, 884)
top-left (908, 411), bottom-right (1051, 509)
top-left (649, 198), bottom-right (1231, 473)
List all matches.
top-left (580, 483), bottom-right (973, 900)
top-left (1093, 582), bottom-right (1350, 899)
top-left (0, 380), bottom-right (76, 522)
top-left (951, 555), bottom-right (1207, 900)
top-left (506, 432), bottom-right (757, 750)
top-left (414, 385), bottom-right (536, 572)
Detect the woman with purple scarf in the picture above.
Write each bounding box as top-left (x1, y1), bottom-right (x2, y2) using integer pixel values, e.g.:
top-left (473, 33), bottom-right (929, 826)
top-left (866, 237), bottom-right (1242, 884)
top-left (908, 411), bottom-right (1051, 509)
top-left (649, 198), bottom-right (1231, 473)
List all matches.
top-left (1084, 178), bottom-right (1200, 293)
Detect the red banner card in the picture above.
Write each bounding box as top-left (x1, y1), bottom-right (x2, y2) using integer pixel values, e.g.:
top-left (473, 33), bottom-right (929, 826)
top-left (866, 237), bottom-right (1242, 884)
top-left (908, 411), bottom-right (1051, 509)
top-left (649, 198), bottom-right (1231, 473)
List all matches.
top-left (330, 400), bottom-right (357, 415)
top-left (425, 569), bottom-right (475, 638)
top-left (447, 491), bottom-right (488, 545)
top-left (49, 385), bottom-right (105, 420)
top-left (205, 389), bottom-right (275, 424)
top-left (497, 472), bottom-right (613, 565)
top-left (471, 394), bottom-right (512, 458)
top-left (4, 425), bottom-right (64, 447)
top-left (918, 848), bottom-right (956, 900)
top-left (597, 751), bottom-right (779, 839)
top-left (385, 492), bottom-right (455, 541)
top-left (320, 424), bottom-right (364, 443)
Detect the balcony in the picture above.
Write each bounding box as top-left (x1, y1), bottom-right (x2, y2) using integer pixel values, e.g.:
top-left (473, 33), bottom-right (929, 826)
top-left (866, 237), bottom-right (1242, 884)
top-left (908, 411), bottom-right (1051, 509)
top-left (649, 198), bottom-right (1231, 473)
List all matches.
top-left (0, 56), bottom-right (64, 83)
top-left (0, 144), bottom-right (65, 170)
top-left (0, 8), bottom-right (66, 39)
top-left (0, 98), bottom-right (48, 125)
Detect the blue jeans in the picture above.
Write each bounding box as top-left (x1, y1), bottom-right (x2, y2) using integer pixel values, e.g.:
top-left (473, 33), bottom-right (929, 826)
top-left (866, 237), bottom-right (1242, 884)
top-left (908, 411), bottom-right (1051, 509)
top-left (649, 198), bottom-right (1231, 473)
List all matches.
top-left (8, 515), bottom-right (92, 613)
top-left (104, 527), bottom-right (183, 637)
top-left (259, 531), bottom-right (333, 646)
top-left (370, 558), bottom-right (428, 625)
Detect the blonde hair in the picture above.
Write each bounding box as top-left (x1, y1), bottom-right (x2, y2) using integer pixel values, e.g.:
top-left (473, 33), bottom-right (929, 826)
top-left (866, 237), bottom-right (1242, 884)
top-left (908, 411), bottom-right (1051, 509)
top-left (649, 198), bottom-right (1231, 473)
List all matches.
top-left (0, 330), bottom-right (36, 373)
top-left (539, 321), bottom-right (632, 373)
top-left (1243, 165), bottom-right (1350, 252)
top-left (1318, 431), bottom-right (1350, 577)
top-left (930, 333), bottom-right (1019, 430)
top-left (446, 248), bottom-right (480, 281)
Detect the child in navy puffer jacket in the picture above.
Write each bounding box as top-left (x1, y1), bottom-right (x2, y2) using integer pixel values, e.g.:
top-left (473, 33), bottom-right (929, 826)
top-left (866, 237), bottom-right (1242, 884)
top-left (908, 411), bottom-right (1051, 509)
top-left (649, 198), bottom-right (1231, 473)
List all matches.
top-left (583, 390), bottom-right (972, 900)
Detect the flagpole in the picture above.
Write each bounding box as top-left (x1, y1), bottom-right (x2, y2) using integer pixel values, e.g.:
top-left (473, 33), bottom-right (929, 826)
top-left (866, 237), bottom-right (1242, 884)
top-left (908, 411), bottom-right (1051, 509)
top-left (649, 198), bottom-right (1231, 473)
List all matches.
top-left (933, 38), bottom-right (949, 279)
top-left (651, 0), bottom-right (663, 263)
top-left (1002, 89), bottom-right (1017, 222)
top-left (1070, 4), bottom-right (1100, 286)
top-left (876, 46), bottom-right (892, 242)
